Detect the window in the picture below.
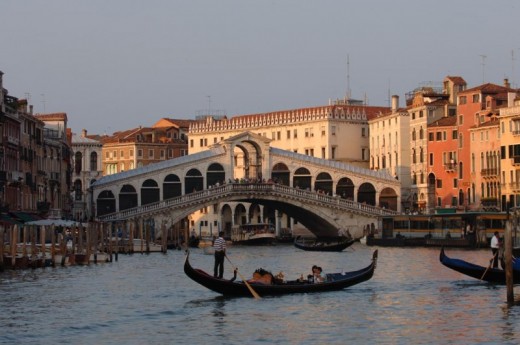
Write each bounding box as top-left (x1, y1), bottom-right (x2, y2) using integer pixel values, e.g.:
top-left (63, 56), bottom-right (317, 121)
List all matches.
top-left (321, 147), bottom-right (326, 158)
top-left (321, 126), bottom-right (326, 136)
top-left (113, 151), bottom-right (117, 158)
top-left (277, 131), bottom-right (281, 140)
top-left (361, 128), bottom-right (366, 137)
top-left (429, 133), bottom-right (434, 141)
top-left (331, 126), bottom-right (336, 135)
top-left (130, 149), bottom-right (134, 157)
top-left (436, 132), bottom-right (442, 140)
top-left (160, 150), bottom-right (165, 158)
top-left (454, 179), bottom-right (458, 188)
top-left (190, 139), bottom-right (194, 148)
top-left (294, 129), bottom-right (298, 138)
top-left (204, 138), bottom-right (207, 146)
top-left (305, 128), bottom-right (309, 137)
top-left (90, 152), bottom-right (97, 171)
top-left (120, 150), bottom-right (124, 159)
top-left (437, 179), bottom-right (442, 188)
top-left (459, 96), bottom-right (467, 105)
top-left (452, 130), bottom-right (458, 139)
top-left (138, 149), bottom-right (143, 158)
top-left (331, 147), bottom-right (336, 159)
top-left (148, 149), bottom-right (154, 158)
top-left (429, 153), bottom-right (434, 166)
top-left (199, 139), bottom-right (203, 147)
top-left (459, 115), bottom-right (463, 125)
top-left (105, 151), bottom-right (109, 159)
top-left (287, 130), bottom-right (291, 139)
top-left (472, 94), bottom-right (479, 103)
top-left (362, 148), bottom-right (366, 160)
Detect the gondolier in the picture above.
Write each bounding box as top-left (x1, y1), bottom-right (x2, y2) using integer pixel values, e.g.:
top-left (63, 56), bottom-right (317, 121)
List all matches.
top-left (213, 231), bottom-right (226, 279)
top-left (491, 231), bottom-right (500, 268)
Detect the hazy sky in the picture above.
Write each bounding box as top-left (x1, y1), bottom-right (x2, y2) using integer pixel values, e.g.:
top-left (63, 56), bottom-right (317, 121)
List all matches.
top-left (1, 0), bottom-right (519, 135)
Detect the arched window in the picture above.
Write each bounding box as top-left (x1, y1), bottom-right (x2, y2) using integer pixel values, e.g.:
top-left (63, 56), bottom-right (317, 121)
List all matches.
top-left (90, 152), bottom-right (98, 171)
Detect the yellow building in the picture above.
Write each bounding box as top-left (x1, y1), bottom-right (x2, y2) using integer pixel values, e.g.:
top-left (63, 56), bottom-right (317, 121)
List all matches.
top-left (499, 92), bottom-right (520, 208)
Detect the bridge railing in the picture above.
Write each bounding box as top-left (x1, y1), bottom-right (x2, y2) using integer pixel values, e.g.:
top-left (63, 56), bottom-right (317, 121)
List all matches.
top-left (97, 182), bottom-right (398, 222)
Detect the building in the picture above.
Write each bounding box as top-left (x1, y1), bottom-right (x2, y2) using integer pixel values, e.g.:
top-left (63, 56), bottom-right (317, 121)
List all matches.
top-left (369, 95), bottom-right (411, 209)
top-left (499, 92), bottom-right (520, 209)
top-left (71, 129), bottom-right (103, 221)
top-left (101, 118), bottom-right (192, 176)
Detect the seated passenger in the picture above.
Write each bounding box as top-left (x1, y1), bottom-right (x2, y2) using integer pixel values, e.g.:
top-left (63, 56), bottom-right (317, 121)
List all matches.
top-left (311, 265), bottom-right (324, 283)
top-left (247, 268), bottom-right (273, 285)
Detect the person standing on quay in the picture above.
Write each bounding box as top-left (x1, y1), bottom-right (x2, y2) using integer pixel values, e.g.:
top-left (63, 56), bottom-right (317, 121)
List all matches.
top-left (213, 231), bottom-right (226, 279)
top-left (490, 231), bottom-right (500, 268)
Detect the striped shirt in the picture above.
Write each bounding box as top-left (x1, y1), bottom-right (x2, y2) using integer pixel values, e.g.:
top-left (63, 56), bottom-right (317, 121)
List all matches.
top-left (213, 237), bottom-right (226, 252)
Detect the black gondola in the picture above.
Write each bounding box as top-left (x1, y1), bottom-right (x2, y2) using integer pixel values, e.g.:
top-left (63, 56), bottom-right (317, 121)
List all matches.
top-left (294, 236), bottom-right (355, 252)
top-left (184, 250), bottom-right (378, 297)
top-left (439, 247), bottom-right (520, 284)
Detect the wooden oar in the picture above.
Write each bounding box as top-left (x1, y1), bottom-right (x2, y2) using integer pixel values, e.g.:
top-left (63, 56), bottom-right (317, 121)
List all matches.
top-left (225, 255), bottom-right (261, 299)
top-left (480, 251), bottom-right (498, 280)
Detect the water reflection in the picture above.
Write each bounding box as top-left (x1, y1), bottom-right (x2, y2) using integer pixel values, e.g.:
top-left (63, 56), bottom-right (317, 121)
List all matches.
top-left (2, 245), bottom-right (520, 344)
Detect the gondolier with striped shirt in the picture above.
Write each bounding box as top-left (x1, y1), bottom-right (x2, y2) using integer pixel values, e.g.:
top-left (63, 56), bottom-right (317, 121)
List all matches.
top-left (213, 231), bottom-right (226, 279)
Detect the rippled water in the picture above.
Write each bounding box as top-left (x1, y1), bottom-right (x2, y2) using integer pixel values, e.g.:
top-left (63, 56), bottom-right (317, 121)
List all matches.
top-left (1, 244), bottom-right (520, 345)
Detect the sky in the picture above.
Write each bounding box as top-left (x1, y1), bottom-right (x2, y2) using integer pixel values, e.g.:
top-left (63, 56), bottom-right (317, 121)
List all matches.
top-left (1, 0), bottom-right (519, 135)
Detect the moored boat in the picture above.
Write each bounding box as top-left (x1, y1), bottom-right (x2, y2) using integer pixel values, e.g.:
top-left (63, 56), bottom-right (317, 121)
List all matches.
top-left (439, 247), bottom-right (520, 284)
top-left (231, 223), bottom-right (276, 245)
top-left (184, 250), bottom-right (378, 297)
top-left (294, 236), bottom-right (355, 252)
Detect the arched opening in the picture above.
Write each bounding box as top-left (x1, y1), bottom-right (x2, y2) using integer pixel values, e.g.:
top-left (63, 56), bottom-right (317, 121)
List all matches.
top-left (74, 151), bottom-right (82, 175)
top-left (248, 204), bottom-right (262, 224)
top-left (234, 204), bottom-right (247, 226)
top-left (379, 187), bottom-right (398, 211)
top-left (293, 167), bottom-right (311, 190)
top-left (336, 177), bottom-right (354, 199)
top-left (141, 179), bottom-right (159, 205)
top-left (206, 163), bottom-right (225, 187)
top-left (96, 190), bottom-right (116, 216)
top-left (220, 204), bottom-right (233, 236)
top-left (314, 172), bottom-right (333, 195)
top-left (357, 183), bottom-right (376, 206)
top-left (185, 168), bottom-right (203, 193)
top-left (271, 162), bottom-right (290, 185)
top-left (163, 174), bottom-right (181, 199)
top-left (74, 179), bottom-right (82, 201)
top-left (119, 184), bottom-right (138, 210)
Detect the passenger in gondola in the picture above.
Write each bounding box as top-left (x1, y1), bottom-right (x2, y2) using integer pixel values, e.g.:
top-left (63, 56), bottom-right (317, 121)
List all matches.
top-left (309, 265), bottom-right (324, 283)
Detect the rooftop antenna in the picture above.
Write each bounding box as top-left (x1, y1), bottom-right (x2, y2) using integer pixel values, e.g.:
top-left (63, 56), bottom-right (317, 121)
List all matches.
top-left (480, 54), bottom-right (487, 83)
top-left (512, 49), bottom-right (516, 88)
top-left (40, 93), bottom-right (46, 112)
top-left (346, 55), bottom-right (351, 100)
top-left (387, 79), bottom-right (391, 108)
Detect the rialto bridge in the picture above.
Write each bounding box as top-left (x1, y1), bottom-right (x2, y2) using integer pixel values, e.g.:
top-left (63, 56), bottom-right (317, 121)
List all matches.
top-left (91, 132), bottom-right (400, 239)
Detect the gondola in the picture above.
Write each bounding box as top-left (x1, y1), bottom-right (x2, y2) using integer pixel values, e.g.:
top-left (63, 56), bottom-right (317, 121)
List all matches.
top-left (439, 247), bottom-right (520, 284)
top-left (294, 236), bottom-right (355, 252)
top-left (184, 250), bottom-right (378, 297)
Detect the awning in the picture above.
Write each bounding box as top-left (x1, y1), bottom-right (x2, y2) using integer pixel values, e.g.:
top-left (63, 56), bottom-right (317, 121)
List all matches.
top-left (9, 212), bottom-right (42, 223)
top-left (0, 213), bottom-right (23, 226)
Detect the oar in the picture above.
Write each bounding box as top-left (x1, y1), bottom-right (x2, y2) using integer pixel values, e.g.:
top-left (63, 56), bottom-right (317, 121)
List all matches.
top-left (480, 251), bottom-right (498, 280)
top-left (225, 255), bottom-right (261, 299)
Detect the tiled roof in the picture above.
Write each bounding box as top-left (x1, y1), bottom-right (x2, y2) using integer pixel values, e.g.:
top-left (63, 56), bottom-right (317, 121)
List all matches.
top-left (445, 76), bottom-right (466, 85)
top-left (428, 116), bottom-right (457, 127)
top-left (71, 132), bottom-right (102, 144)
top-left (460, 83), bottom-right (514, 95)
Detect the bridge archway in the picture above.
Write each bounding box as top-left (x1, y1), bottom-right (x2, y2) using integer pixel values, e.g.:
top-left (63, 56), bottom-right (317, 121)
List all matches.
top-left (234, 204), bottom-right (247, 226)
top-left (336, 177), bottom-right (354, 199)
top-left (379, 187), bottom-right (398, 211)
top-left (315, 172), bottom-right (333, 195)
top-left (271, 162), bottom-right (290, 185)
top-left (249, 203), bottom-right (262, 223)
top-left (119, 184), bottom-right (138, 211)
top-left (233, 140), bottom-right (263, 180)
top-left (163, 174), bottom-right (181, 200)
top-left (293, 167), bottom-right (311, 190)
top-left (207, 163), bottom-right (225, 187)
top-left (220, 204), bottom-right (233, 235)
top-left (141, 179), bottom-right (159, 205)
top-left (358, 182), bottom-right (376, 206)
top-left (185, 168), bottom-right (203, 193)
top-left (97, 190), bottom-right (116, 216)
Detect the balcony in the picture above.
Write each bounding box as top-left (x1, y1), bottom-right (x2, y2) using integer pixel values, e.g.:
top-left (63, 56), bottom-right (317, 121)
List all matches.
top-left (481, 168), bottom-right (499, 178)
top-left (511, 157), bottom-right (520, 166)
top-left (444, 162), bottom-right (457, 172)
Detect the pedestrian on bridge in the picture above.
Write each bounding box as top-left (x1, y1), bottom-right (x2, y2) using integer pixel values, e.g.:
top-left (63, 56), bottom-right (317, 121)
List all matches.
top-left (213, 231), bottom-right (226, 279)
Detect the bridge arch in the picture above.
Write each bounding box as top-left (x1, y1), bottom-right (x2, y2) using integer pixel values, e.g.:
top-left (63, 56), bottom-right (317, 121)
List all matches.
top-left (141, 179), bottom-right (160, 205)
top-left (315, 172), bottom-right (333, 195)
top-left (379, 187), bottom-right (398, 211)
top-left (97, 190), bottom-right (116, 216)
top-left (293, 167), bottom-right (311, 190)
top-left (185, 168), bottom-right (203, 193)
top-left (271, 162), bottom-right (290, 185)
top-left (336, 177), bottom-right (354, 199)
top-left (220, 203), bottom-right (233, 234)
top-left (163, 174), bottom-right (181, 200)
top-left (234, 204), bottom-right (247, 226)
top-left (207, 163), bottom-right (225, 187)
top-left (119, 184), bottom-right (138, 211)
top-left (358, 182), bottom-right (376, 206)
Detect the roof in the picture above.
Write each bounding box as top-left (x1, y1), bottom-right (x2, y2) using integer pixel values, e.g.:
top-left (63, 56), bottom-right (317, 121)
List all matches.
top-left (92, 145), bottom-right (226, 188)
top-left (444, 76), bottom-right (466, 85)
top-left (34, 112), bottom-right (68, 121)
top-left (460, 83), bottom-right (515, 95)
top-left (428, 116), bottom-right (457, 128)
top-left (71, 132), bottom-right (102, 145)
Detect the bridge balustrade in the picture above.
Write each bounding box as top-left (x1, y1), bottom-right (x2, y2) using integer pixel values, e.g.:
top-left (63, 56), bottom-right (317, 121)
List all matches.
top-left (97, 183), bottom-right (398, 222)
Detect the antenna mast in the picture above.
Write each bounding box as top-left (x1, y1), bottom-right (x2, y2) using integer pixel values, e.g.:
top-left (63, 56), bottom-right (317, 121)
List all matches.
top-left (512, 49), bottom-right (516, 88)
top-left (480, 54), bottom-right (487, 83)
top-left (346, 55), bottom-right (351, 100)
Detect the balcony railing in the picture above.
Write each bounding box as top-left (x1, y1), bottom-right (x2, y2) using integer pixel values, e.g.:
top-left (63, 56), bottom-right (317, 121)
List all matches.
top-left (444, 163), bottom-right (457, 172)
top-left (481, 168), bottom-right (499, 178)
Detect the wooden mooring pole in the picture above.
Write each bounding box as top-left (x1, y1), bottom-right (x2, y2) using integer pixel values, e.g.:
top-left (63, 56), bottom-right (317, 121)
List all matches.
top-left (505, 220), bottom-right (514, 306)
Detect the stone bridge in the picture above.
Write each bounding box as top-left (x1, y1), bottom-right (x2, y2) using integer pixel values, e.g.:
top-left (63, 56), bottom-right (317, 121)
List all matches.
top-left (91, 131), bottom-right (401, 239)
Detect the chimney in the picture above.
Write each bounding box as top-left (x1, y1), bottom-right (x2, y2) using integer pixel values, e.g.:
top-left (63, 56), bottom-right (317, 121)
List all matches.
top-left (29, 105), bottom-right (33, 115)
top-left (504, 78), bottom-right (510, 88)
top-left (81, 129), bottom-right (87, 138)
top-left (391, 95), bottom-right (399, 112)
top-left (508, 92), bottom-right (516, 107)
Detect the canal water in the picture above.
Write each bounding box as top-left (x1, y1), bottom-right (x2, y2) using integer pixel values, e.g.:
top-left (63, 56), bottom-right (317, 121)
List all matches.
top-left (1, 244), bottom-right (520, 345)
